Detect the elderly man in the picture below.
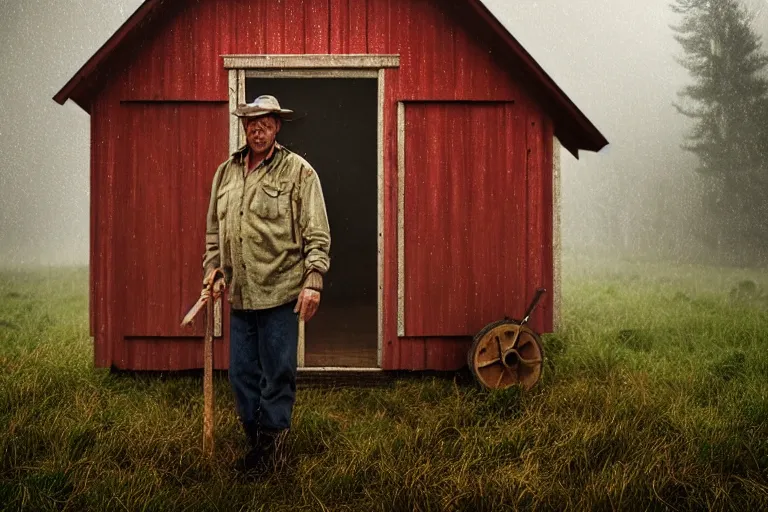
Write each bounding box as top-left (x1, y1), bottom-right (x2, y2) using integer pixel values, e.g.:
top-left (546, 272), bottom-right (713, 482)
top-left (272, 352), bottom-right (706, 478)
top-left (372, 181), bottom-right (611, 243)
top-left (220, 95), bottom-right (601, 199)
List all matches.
top-left (202, 95), bottom-right (331, 474)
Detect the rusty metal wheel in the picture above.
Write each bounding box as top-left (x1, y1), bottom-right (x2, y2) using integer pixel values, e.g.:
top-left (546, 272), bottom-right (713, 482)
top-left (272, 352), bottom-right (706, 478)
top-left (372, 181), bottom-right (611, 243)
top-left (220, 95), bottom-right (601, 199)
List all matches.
top-left (467, 319), bottom-right (544, 390)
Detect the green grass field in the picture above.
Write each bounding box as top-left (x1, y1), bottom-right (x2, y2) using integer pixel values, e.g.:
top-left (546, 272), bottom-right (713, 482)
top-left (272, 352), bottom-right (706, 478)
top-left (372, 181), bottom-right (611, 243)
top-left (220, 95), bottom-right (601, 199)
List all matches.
top-left (1, 257), bottom-right (767, 511)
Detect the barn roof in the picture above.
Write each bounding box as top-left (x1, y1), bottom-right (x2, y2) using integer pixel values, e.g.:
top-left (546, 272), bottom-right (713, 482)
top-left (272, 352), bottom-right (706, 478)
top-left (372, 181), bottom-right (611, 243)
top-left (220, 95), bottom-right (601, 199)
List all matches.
top-left (53, 0), bottom-right (608, 156)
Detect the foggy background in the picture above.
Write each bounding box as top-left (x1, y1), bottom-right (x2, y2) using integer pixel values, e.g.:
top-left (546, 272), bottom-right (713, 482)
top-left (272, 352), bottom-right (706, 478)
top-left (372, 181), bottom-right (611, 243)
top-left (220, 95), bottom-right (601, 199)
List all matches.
top-left (1, 0), bottom-right (767, 266)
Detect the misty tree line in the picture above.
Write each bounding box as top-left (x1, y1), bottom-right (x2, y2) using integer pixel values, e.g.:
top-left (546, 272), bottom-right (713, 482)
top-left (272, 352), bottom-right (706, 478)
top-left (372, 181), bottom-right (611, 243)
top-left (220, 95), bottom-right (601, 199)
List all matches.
top-left (672, 0), bottom-right (768, 265)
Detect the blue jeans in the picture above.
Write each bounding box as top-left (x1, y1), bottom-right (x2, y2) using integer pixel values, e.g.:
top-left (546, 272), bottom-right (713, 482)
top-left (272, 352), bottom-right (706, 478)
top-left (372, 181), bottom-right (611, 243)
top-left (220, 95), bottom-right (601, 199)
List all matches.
top-left (229, 301), bottom-right (299, 431)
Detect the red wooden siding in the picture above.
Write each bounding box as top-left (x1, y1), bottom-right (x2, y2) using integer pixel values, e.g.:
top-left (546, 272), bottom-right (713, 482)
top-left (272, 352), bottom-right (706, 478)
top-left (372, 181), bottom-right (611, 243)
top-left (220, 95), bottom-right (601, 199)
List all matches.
top-left (116, 0), bottom-right (527, 103)
top-left (116, 102), bottom-right (226, 337)
top-left (86, 0), bottom-right (556, 371)
top-left (89, 104), bottom-right (98, 339)
top-left (91, 89), bottom-right (118, 368)
top-left (397, 337), bottom-right (473, 371)
top-left (101, 100), bottom-right (231, 370)
top-left (402, 102), bottom-right (551, 338)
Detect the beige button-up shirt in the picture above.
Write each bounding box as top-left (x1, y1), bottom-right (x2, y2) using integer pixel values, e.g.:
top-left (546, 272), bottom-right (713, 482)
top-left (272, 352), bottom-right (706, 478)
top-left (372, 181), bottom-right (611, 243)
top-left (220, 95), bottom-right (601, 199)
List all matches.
top-left (203, 143), bottom-right (331, 310)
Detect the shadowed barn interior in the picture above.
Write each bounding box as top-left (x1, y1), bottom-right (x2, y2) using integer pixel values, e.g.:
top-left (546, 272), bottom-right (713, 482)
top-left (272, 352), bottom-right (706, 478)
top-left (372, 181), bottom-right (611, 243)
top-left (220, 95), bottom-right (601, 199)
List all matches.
top-left (246, 78), bottom-right (379, 367)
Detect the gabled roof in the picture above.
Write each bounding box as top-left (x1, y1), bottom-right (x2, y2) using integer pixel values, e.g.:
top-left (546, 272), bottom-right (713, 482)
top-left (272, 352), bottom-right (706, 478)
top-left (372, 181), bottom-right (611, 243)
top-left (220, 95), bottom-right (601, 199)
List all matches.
top-left (53, 0), bottom-right (171, 111)
top-left (53, 0), bottom-right (608, 157)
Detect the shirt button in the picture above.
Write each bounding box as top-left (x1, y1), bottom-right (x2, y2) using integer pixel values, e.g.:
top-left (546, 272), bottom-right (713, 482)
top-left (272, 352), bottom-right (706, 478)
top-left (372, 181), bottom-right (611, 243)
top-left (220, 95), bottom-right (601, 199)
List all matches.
top-left (239, 237), bottom-right (243, 242)
top-left (240, 211), bottom-right (243, 216)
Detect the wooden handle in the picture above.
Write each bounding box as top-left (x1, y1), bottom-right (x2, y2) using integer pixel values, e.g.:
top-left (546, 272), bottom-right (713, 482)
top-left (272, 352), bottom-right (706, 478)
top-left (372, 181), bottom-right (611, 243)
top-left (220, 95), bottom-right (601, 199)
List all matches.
top-left (297, 317), bottom-right (305, 368)
top-left (522, 288), bottom-right (547, 325)
top-left (202, 296), bottom-right (215, 458)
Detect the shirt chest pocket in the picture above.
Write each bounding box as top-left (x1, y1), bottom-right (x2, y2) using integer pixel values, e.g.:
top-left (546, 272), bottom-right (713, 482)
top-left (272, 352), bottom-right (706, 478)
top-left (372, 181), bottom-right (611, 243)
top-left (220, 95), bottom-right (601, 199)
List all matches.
top-left (252, 182), bottom-right (292, 220)
top-left (216, 184), bottom-right (234, 220)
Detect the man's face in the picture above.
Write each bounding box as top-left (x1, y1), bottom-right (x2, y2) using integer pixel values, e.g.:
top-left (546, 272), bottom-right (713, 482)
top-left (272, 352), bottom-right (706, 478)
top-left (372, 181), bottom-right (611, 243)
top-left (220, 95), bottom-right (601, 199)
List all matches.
top-left (244, 115), bottom-right (280, 155)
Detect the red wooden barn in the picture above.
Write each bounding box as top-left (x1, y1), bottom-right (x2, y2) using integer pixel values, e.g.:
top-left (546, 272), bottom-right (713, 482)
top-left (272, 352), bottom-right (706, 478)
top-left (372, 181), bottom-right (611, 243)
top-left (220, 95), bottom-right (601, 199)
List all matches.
top-left (54, 0), bottom-right (607, 373)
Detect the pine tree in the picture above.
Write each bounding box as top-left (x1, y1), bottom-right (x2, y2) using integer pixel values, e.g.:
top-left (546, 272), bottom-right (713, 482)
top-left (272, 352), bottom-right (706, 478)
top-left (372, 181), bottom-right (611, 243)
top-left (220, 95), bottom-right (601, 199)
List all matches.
top-left (671, 0), bottom-right (768, 264)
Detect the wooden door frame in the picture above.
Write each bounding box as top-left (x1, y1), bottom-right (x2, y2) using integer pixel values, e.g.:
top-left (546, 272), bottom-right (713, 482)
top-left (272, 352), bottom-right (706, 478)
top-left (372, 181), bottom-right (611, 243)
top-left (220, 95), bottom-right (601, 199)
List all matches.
top-left (223, 54), bottom-right (400, 370)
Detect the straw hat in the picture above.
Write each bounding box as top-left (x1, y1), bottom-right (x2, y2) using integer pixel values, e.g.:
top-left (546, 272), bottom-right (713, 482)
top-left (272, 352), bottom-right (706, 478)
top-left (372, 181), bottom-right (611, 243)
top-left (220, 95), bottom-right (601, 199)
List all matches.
top-left (232, 95), bottom-right (293, 119)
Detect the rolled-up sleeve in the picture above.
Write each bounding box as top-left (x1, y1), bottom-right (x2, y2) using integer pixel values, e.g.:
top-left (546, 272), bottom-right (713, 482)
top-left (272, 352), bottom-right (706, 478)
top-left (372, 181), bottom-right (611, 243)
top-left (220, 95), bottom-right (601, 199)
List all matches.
top-left (299, 166), bottom-right (331, 282)
top-left (202, 163), bottom-right (225, 281)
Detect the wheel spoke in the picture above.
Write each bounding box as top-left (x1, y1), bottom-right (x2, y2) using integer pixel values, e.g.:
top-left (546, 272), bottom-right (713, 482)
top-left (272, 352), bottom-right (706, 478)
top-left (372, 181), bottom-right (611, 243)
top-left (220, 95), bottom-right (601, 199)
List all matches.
top-left (494, 368), bottom-right (506, 389)
top-left (510, 332), bottom-right (522, 349)
top-left (513, 332), bottom-right (529, 350)
top-left (518, 357), bottom-right (542, 367)
top-left (477, 357), bottom-right (502, 369)
top-left (505, 366), bottom-right (518, 386)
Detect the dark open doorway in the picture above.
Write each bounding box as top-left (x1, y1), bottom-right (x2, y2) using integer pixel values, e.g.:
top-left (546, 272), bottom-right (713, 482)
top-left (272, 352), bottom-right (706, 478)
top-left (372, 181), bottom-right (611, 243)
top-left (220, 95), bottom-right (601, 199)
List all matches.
top-left (245, 77), bottom-right (379, 367)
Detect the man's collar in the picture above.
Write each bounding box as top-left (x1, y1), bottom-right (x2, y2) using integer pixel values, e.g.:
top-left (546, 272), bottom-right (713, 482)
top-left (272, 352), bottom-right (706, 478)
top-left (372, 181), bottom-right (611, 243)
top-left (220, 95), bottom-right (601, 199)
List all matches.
top-left (233, 142), bottom-right (283, 165)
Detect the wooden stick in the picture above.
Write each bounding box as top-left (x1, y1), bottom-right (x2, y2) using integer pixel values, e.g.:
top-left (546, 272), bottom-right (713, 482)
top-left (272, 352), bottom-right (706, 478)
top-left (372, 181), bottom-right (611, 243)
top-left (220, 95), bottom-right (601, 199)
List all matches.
top-left (203, 295), bottom-right (215, 458)
top-left (297, 317), bottom-right (305, 368)
top-left (180, 268), bottom-right (224, 460)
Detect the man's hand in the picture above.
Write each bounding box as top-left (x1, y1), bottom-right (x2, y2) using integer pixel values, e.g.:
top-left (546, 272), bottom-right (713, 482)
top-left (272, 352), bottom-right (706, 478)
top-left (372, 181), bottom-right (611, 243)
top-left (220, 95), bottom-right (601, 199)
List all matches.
top-left (294, 288), bottom-right (321, 322)
top-left (200, 277), bottom-right (226, 301)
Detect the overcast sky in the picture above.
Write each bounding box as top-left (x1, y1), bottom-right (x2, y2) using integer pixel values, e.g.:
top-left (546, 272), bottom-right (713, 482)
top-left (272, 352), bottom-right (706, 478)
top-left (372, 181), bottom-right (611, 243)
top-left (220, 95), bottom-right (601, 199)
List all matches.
top-left (1, 0), bottom-right (767, 265)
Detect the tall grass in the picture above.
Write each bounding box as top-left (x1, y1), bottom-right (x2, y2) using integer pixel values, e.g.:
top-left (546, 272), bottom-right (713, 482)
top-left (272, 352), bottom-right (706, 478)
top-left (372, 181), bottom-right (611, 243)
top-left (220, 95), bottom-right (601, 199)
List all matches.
top-left (1, 257), bottom-right (767, 511)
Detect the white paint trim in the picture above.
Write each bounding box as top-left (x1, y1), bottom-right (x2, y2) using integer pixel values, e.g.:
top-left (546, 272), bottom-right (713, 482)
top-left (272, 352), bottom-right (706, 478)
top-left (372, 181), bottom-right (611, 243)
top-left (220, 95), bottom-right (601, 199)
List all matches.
top-left (237, 70), bottom-right (246, 148)
top-left (396, 102), bottom-right (406, 338)
top-left (246, 69), bottom-right (379, 79)
top-left (223, 54), bottom-right (400, 69)
top-left (377, 69), bottom-right (386, 368)
top-left (223, 69), bottom-right (239, 332)
top-left (228, 69), bottom-right (239, 154)
top-left (553, 136), bottom-right (562, 332)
